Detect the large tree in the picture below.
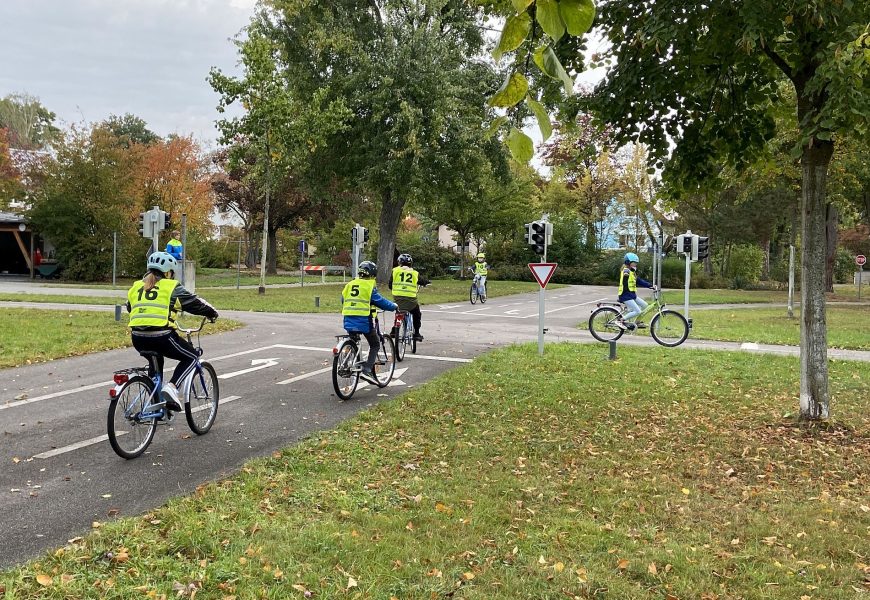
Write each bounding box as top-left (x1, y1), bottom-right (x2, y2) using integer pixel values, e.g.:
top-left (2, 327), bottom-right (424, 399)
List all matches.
top-left (0, 93), bottom-right (60, 150)
top-left (0, 128), bottom-right (23, 208)
top-left (589, 1), bottom-right (870, 420)
top-left (240, 0), bottom-right (499, 284)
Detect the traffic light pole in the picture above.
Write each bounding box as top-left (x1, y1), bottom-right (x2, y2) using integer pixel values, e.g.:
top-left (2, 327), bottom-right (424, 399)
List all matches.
top-left (684, 252), bottom-right (691, 326)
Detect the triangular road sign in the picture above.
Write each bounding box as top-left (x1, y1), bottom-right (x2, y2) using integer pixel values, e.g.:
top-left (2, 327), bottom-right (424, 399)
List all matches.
top-left (528, 263), bottom-right (558, 288)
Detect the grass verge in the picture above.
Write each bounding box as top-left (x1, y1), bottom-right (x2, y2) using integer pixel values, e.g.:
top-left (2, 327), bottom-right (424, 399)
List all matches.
top-left (2, 344), bottom-right (868, 598)
top-left (0, 280), bottom-right (557, 314)
top-left (0, 309), bottom-right (243, 369)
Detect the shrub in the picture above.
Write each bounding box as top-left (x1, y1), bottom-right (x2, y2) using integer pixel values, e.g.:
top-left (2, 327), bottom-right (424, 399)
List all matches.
top-left (187, 237), bottom-right (237, 269)
top-left (726, 245), bottom-right (764, 288)
top-left (835, 247), bottom-right (857, 284)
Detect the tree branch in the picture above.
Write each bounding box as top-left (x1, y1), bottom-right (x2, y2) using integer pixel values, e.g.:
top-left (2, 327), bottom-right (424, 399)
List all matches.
top-left (761, 45), bottom-right (795, 82)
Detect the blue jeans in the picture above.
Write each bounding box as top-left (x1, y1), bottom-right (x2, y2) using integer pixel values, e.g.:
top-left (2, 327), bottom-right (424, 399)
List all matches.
top-left (623, 297), bottom-right (648, 320)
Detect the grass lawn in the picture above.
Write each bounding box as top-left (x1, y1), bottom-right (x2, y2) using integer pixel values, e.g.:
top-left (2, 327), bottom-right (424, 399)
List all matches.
top-left (0, 309), bottom-right (243, 369)
top-left (0, 280), bottom-right (556, 314)
top-left (661, 289), bottom-right (789, 305)
top-left (689, 305), bottom-right (870, 350)
top-left (2, 343), bottom-right (867, 598)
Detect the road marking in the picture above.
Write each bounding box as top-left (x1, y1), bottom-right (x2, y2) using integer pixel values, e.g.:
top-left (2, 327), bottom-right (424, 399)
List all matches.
top-left (218, 358), bottom-right (280, 380)
top-left (34, 395), bottom-right (242, 459)
top-left (504, 310), bottom-right (520, 315)
top-left (519, 298), bottom-right (610, 319)
top-left (462, 306), bottom-right (493, 314)
top-left (1, 381), bottom-right (111, 412)
top-left (405, 353), bottom-right (472, 363)
top-left (438, 304), bottom-right (462, 310)
top-left (276, 367), bottom-right (333, 385)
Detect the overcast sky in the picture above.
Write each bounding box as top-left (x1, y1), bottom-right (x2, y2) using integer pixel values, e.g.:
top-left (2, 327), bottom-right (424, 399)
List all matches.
top-left (0, 0), bottom-right (256, 146)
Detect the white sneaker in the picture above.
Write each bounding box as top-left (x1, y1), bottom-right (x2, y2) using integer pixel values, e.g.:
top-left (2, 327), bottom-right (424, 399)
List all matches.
top-left (160, 383), bottom-right (182, 412)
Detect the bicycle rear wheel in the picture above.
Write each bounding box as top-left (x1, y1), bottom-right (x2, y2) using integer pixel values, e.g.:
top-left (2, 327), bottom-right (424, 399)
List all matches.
top-left (588, 306), bottom-right (625, 343)
top-left (374, 335), bottom-right (396, 387)
top-left (650, 310), bottom-right (689, 347)
top-left (332, 340), bottom-right (359, 400)
top-left (394, 318), bottom-right (407, 362)
top-left (469, 283), bottom-right (478, 304)
top-left (107, 376), bottom-right (157, 459)
top-left (185, 361), bottom-right (220, 435)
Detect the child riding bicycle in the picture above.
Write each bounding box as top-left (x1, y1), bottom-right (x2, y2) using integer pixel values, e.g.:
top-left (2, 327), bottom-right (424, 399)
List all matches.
top-left (470, 252), bottom-right (489, 298)
top-left (126, 251), bottom-right (219, 411)
top-left (618, 251), bottom-right (656, 330)
top-left (341, 261), bottom-right (398, 383)
top-left (388, 253), bottom-right (429, 341)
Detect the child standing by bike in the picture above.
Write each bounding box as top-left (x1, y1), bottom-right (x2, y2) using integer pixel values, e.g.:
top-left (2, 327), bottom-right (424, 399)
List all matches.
top-left (618, 252), bottom-right (656, 330)
top-left (126, 252), bottom-right (219, 411)
top-left (341, 261), bottom-right (398, 383)
top-left (389, 253), bottom-right (429, 341)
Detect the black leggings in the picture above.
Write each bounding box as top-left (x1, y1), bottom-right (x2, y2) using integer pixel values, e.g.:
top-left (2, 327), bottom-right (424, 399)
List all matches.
top-left (131, 330), bottom-right (199, 386)
top-left (395, 298), bottom-right (422, 333)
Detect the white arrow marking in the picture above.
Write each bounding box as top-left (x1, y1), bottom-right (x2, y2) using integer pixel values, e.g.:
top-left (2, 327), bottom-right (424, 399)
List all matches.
top-left (276, 367), bottom-right (332, 385)
top-left (504, 310), bottom-right (520, 315)
top-left (218, 358), bottom-right (279, 380)
top-left (387, 379), bottom-right (406, 387)
top-left (438, 304), bottom-right (462, 310)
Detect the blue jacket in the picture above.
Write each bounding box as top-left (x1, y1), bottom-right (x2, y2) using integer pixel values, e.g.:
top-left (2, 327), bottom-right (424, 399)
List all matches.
top-left (166, 239), bottom-right (183, 261)
top-left (342, 286), bottom-right (397, 333)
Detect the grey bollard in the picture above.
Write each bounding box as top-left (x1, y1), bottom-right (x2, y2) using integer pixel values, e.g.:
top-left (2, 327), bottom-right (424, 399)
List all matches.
top-left (314, 296), bottom-right (320, 308)
top-left (609, 340), bottom-right (617, 360)
top-left (115, 304), bottom-right (122, 321)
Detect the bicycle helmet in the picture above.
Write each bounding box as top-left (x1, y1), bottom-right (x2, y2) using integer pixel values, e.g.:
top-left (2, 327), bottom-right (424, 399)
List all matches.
top-left (624, 252), bottom-right (639, 264)
top-left (476, 252), bottom-right (485, 260)
top-left (147, 251), bottom-right (178, 274)
top-left (398, 253), bottom-right (413, 266)
top-left (358, 260), bottom-right (377, 278)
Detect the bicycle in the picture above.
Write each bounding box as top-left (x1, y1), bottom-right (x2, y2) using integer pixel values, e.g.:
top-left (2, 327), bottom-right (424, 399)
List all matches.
top-left (588, 288), bottom-right (689, 347)
top-left (392, 309), bottom-right (416, 361)
top-left (107, 318), bottom-right (220, 459)
top-left (469, 269), bottom-right (487, 304)
top-left (332, 311), bottom-right (396, 400)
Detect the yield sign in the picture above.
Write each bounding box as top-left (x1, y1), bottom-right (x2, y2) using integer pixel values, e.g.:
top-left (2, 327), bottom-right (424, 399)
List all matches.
top-left (528, 263), bottom-right (558, 288)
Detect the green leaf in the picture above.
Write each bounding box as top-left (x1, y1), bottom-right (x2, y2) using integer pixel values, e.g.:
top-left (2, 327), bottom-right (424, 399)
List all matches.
top-left (536, 0), bottom-right (565, 41)
top-left (493, 12), bottom-right (532, 61)
top-left (533, 45), bottom-right (574, 95)
top-left (506, 127), bottom-right (534, 162)
top-left (559, 0), bottom-right (595, 36)
top-left (511, 0), bottom-right (534, 12)
top-left (484, 115), bottom-right (509, 138)
top-left (488, 72), bottom-right (529, 108)
top-left (526, 96), bottom-right (553, 142)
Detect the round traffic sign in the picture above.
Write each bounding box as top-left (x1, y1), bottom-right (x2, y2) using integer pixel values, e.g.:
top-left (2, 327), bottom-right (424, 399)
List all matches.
top-left (857, 255), bottom-right (867, 266)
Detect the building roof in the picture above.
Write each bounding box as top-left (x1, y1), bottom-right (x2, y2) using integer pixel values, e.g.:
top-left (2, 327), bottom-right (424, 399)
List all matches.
top-left (0, 211), bottom-right (27, 224)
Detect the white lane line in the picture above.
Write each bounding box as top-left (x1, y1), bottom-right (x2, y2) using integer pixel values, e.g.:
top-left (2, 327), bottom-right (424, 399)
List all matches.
top-left (34, 395), bottom-right (242, 459)
top-left (218, 358), bottom-right (280, 380)
top-left (1, 381), bottom-right (110, 412)
top-left (504, 310), bottom-right (520, 315)
top-left (276, 367), bottom-right (333, 385)
top-left (462, 306), bottom-right (493, 314)
top-left (405, 353), bottom-right (472, 363)
top-left (544, 298), bottom-right (610, 315)
top-left (420, 309), bottom-right (527, 319)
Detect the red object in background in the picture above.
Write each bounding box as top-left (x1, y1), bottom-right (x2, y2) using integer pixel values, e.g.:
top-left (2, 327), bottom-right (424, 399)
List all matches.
top-left (34, 248), bottom-right (43, 267)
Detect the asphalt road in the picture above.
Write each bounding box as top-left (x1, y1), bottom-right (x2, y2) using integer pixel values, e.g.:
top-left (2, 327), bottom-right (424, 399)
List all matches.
top-left (2, 284), bottom-right (868, 569)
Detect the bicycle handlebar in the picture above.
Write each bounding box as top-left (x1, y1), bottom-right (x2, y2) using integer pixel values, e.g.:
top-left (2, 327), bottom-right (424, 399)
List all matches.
top-left (177, 316), bottom-right (209, 335)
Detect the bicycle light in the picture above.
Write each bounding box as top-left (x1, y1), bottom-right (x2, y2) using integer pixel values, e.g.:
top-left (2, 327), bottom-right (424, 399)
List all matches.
top-left (113, 373), bottom-right (129, 385)
top-left (109, 388), bottom-right (117, 398)
top-left (332, 346), bottom-right (338, 354)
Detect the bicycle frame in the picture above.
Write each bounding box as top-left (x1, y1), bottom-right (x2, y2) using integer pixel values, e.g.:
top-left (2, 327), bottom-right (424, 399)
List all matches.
top-left (597, 289), bottom-right (665, 323)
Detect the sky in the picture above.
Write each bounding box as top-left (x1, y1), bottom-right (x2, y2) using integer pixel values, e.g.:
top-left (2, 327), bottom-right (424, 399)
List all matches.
top-left (0, 0), bottom-right (257, 146)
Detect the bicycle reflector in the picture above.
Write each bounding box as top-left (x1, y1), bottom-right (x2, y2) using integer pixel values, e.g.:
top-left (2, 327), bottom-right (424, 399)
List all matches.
top-left (113, 373), bottom-right (129, 385)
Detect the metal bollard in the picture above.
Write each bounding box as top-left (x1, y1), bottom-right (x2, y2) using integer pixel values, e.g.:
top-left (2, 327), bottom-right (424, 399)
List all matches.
top-left (314, 296), bottom-right (320, 308)
top-left (114, 304), bottom-right (122, 322)
top-left (609, 340), bottom-right (617, 360)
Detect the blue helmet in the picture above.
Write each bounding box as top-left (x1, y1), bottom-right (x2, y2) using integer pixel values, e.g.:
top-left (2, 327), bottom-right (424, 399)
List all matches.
top-left (624, 252), bottom-right (639, 264)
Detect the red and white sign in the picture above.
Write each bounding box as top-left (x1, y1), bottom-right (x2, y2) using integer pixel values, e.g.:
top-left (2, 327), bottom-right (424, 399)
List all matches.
top-left (857, 255), bottom-right (866, 267)
top-left (528, 263), bottom-right (558, 288)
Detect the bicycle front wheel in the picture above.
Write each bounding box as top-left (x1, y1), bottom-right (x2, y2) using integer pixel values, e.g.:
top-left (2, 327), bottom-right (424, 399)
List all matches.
top-left (107, 376), bottom-right (157, 459)
top-left (394, 319), bottom-right (407, 362)
top-left (185, 361), bottom-right (220, 435)
top-left (374, 335), bottom-right (396, 388)
top-left (588, 306), bottom-right (625, 343)
top-left (332, 340), bottom-right (359, 400)
top-left (650, 310), bottom-right (689, 347)
top-left (469, 283), bottom-right (478, 304)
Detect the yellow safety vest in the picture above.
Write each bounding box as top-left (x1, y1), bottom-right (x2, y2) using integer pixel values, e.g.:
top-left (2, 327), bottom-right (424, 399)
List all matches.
top-left (619, 267), bottom-right (637, 294)
top-left (474, 261), bottom-right (488, 276)
top-left (341, 278), bottom-right (376, 317)
top-left (391, 266), bottom-right (419, 298)
top-left (127, 279), bottom-right (180, 328)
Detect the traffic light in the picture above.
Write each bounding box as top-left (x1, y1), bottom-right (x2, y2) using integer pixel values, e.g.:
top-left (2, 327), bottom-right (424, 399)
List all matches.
top-left (352, 224), bottom-right (368, 246)
top-left (162, 211), bottom-right (172, 232)
top-left (138, 212), bottom-right (146, 237)
top-left (524, 222), bottom-right (532, 245)
top-left (692, 236), bottom-right (710, 261)
top-left (138, 211), bottom-right (153, 238)
top-left (677, 233), bottom-right (693, 254)
top-left (530, 221), bottom-right (546, 255)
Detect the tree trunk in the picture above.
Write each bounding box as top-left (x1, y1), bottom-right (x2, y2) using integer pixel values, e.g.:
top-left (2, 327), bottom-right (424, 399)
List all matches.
top-left (761, 237), bottom-right (770, 280)
top-left (824, 203), bottom-right (838, 292)
top-left (376, 189), bottom-right (405, 286)
top-left (267, 227), bottom-right (278, 275)
top-left (245, 230), bottom-right (258, 268)
top-left (799, 139), bottom-right (834, 420)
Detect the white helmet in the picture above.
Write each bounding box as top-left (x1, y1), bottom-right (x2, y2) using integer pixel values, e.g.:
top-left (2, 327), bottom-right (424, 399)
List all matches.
top-left (147, 251), bottom-right (178, 274)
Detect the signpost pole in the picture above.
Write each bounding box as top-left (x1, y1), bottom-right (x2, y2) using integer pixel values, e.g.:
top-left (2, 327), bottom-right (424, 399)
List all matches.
top-left (857, 255), bottom-right (866, 300)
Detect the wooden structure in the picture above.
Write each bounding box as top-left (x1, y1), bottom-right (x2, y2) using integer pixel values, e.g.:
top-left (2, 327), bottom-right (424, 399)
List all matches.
top-left (0, 211), bottom-right (35, 277)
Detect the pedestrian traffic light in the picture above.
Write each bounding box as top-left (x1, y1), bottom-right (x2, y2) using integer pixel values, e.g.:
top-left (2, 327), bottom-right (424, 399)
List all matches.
top-left (138, 211), bottom-right (153, 238)
top-left (162, 211), bottom-right (172, 232)
top-left (677, 233), bottom-right (693, 254)
top-left (524, 222), bottom-right (533, 245)
top-left (692, 236), bottom-right (710, 261)
top-left (352, 224), bottom-right (368, 246)
top-left (530, 221), bottom-right (546, 255)
top-left (138, 212), bottom-right (146, 237)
